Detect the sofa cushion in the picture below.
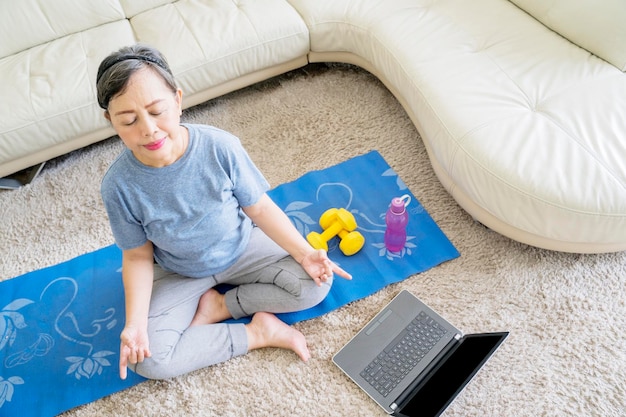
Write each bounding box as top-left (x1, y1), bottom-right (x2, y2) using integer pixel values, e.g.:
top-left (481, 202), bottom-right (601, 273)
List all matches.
top-left (290, 0), bottom-right (626, 252)
top-left (509, 0), bottom-right (626, 71)
top-left (119, 0), bottom-right (175, 18)
top-left (130, 0), bottom-right (310, 107)
top-left (0, 0), bottom-right (125, 59)
top-left (0, 20), bottom-right (136, 177)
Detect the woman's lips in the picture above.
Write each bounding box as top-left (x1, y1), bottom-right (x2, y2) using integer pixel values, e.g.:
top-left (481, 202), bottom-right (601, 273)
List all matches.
top-left (144, 138), bottom-right (166, 151)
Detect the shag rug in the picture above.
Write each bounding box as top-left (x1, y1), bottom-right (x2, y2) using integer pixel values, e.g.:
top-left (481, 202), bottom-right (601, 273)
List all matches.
top-left (1, 63), bottom-right (625, 417)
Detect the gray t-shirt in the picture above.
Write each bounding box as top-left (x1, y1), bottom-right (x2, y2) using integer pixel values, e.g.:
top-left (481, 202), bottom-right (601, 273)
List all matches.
top-left (101, 123), bottom-right (269, 278)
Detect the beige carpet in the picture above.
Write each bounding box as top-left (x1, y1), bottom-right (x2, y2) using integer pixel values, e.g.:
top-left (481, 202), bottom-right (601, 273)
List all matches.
top-left (2, 64), bottom-right (625, 417)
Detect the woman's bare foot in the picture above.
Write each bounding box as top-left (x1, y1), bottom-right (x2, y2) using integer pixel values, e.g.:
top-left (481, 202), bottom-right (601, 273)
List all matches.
top-left (189, 289), bottom-right (232, 326)
top-left (245, 312), bottom-right (311, 362)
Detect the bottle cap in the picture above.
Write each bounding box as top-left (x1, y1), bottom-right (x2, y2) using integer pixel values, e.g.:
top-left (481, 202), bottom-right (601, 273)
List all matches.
top-left (390, 194), bottom-right (411, 214)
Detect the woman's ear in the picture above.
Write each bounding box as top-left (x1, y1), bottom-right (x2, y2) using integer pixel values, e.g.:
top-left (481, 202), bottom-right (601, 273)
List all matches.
top-left (104, 110), bottom-right (111, 122)
top-left (176, 88), bottom-right (183, 115)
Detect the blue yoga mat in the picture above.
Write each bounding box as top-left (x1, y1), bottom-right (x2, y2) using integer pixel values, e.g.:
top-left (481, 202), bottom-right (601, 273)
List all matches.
top-left (0, 245), bottom-right (143, 417)
top-left (0, 150), bottom-right (459, 417)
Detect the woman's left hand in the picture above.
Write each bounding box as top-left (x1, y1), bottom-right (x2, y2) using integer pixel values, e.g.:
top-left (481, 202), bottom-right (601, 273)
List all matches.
top-left (301, 249), bottom-right (352, 286)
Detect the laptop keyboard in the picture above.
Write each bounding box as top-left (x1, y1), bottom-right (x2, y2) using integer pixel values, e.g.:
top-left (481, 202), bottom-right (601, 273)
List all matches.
top-left (359, 311), bottom-right (448, 397)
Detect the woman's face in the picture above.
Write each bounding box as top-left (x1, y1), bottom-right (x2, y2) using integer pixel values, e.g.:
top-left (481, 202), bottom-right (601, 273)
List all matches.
top-left (106, 67), bottom-right (185, 167)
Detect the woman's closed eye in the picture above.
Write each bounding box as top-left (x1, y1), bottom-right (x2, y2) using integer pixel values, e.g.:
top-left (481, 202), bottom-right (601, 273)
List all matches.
top-left (121, 111), bottom-right (164, 126)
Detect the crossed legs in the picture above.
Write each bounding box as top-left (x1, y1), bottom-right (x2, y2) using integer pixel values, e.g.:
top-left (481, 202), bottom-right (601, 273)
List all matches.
top-left (190, 289), bottom-right (311, 362)
top-left (134, 227), bottom-right (331, 379)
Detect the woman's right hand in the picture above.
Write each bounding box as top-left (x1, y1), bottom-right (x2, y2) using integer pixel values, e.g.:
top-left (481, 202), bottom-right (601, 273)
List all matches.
top-left (119, 324), bottom-right (151, 380)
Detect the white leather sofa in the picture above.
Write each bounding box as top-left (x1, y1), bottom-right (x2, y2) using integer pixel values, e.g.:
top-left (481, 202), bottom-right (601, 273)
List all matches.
top-left (1, 0), bottom-right (625, 254)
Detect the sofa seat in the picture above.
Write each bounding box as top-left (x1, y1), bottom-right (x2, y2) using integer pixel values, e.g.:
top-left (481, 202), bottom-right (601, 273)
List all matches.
top-left (288, 0), bottom-right (626, 253)
top-left (0, 0), bottom-right (309, 178)
top-left (0, 12), bottom-right (134, 179)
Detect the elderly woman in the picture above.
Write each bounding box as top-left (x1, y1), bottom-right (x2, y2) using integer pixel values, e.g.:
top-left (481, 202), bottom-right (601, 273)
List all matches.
top-left (96, 44), bottom-right (351, 380)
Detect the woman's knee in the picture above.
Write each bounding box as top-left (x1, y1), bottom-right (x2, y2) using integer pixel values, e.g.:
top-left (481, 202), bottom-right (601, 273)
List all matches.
top-left (273, 259), bottom-right (333, 301)
top-left (134, 328), bottom-right (182, 380)
top-left (133, 356), bottom-right (177, 380)
top-left (300, 274), bottom-right (333, 309)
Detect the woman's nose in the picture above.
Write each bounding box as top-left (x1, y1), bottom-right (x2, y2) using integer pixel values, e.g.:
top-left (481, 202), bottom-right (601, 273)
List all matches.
top-left (140, 117), bottom-right (157, 137)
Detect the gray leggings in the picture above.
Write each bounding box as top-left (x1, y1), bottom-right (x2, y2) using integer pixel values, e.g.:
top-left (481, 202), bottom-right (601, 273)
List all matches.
top-left (133, 227), bottom-right (332, 379)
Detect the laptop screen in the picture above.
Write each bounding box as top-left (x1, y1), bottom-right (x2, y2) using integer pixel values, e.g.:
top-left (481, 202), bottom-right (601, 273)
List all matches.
top-left (396, 332), bottom-right (508, 417)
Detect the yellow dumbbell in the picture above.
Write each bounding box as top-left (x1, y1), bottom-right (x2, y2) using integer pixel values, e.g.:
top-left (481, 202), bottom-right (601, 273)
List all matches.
top-left (321, 208), bottom-right (365, 256)
top-left (307, 208), bottom-right (365, 256)
top-left (336, 227), bottom-right (365, 256)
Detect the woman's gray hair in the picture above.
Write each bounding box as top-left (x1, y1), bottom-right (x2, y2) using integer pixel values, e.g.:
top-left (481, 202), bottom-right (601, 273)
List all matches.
top-left (96, 44), bottom-right (177, 110)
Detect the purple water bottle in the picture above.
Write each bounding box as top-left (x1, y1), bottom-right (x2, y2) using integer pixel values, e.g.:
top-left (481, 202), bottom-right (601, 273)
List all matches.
top-left (384, 194), bottom-right (411, 252)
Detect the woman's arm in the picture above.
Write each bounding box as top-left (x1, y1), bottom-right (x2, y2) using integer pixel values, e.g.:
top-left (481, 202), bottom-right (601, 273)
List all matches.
top-left (119, 241), bottom-right (155, 379)
top-left (243, 194), bottom-right (351, 285)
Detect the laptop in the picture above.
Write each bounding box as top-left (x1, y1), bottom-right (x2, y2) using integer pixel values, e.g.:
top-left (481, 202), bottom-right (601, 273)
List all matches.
top-left (333, 290), bottom-right (508, 416)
